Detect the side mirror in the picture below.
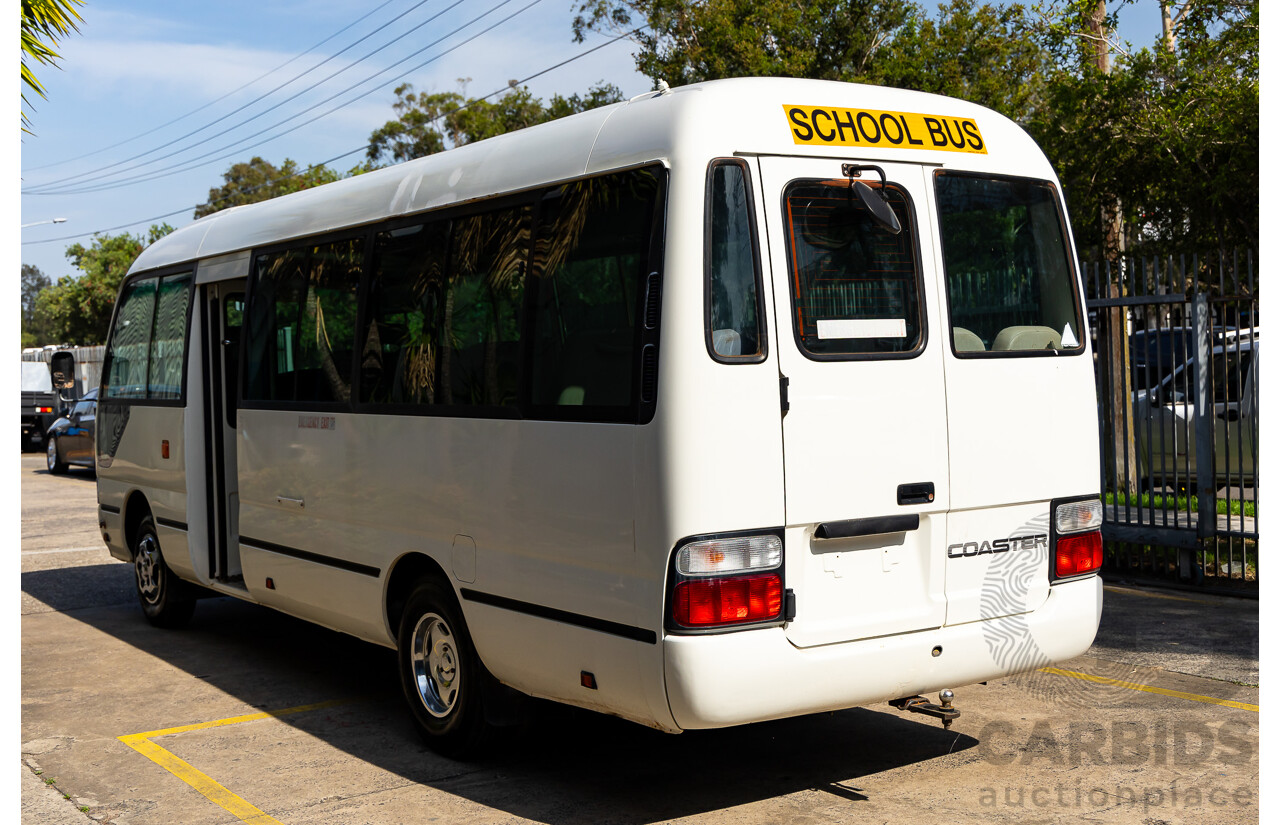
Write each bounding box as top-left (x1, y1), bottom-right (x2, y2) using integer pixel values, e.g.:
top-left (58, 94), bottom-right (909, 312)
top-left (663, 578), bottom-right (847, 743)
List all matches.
top-left (852, 180), bottom-right (902, 235)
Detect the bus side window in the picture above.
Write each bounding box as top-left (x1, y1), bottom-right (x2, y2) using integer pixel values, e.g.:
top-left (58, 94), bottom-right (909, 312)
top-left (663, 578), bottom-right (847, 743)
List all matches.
top-left (246, 239), bottom-right (362, 405)
top-left (706, 159), bottom-right (764, 361)
top-left (362, 222), bottom-right (450, 406)
top-left (443, 206), bottom-right (530, 409)
top-left (529, 168), bottom-right (660, 415)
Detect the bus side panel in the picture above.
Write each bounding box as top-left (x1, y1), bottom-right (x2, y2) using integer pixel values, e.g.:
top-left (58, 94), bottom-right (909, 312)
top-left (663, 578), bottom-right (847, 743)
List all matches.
top-left (237, 409), bottom-right (394, 646)
top-left (97, 403), bottom-right (192, 578)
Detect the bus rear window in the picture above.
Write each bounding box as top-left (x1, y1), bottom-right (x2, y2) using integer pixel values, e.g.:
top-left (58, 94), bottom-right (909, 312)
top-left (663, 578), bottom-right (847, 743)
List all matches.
top-left (782, 179), bottom-right (922, 358)
top-left (935, 173), bottom-right (1083, 356)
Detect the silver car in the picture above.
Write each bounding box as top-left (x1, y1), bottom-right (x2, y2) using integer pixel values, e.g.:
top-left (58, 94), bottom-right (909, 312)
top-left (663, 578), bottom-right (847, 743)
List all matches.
top-left (1133, 334), bottom-right (1257, 490)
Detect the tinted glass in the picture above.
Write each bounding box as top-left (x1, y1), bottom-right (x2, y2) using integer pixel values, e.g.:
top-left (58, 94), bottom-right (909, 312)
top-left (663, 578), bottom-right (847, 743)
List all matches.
top-left (782, 179), bottom-right (921, 356)
top-left (246, 238), bottom-right (362, 404)
top-left (149, 273), bottom-right (191, 399)
top-left (444, 206), bottom-right (530, 408)
top-left (529, 168), bottom-right (659, 412)
top-left (362, 222), bottom-right (451, 405)
top-left (936, 174), bottom-right (1083, 355)
top-left (105, 277), bottom-right (156, 399)
top-left (707, 161), bottom-right (762, 359)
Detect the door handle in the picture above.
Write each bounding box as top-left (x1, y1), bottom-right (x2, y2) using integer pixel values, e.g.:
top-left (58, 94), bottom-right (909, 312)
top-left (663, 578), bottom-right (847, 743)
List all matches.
top-left (276, 496), bottom-right (305, 509)
top-left (897, 482), bottom-right (935, 505)
top-left (815, 514), bottom-right (919, 540)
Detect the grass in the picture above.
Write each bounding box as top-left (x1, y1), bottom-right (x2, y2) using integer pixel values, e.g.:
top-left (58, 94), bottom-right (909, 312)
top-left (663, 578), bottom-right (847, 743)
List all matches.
top-left (1105, 491), bottom-right (1256, 517)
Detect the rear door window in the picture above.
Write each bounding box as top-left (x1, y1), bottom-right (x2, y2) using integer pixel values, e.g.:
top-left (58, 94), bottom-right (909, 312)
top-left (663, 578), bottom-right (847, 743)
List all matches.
top-left (935, 173), bottom-right (1084, 356)
top-left (781, 179), bottom-right (923, 358)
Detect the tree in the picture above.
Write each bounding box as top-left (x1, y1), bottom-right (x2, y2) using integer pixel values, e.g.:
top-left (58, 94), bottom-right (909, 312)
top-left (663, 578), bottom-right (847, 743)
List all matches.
top-left (195, 157), bottom-right (347, 218)
top-left (21, 264), bottom-right (54, 347)
top-left (572, 0), bottom-right (1049, 123)
top-left (1028, 0), bottom-right (1258, 257)
top-left (366, 81), bottom-right (624, 167)
top-left (35, 224), bottom-right (175, 345)
top-left (21, 0), bottom-right (85, 132)
top-left (573, 0), bottom-right (916, 87)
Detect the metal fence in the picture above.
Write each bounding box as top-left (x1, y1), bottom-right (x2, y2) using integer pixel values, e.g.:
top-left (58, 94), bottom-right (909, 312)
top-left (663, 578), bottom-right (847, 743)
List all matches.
top-left (1085, 250), bottom-right (1258, 590)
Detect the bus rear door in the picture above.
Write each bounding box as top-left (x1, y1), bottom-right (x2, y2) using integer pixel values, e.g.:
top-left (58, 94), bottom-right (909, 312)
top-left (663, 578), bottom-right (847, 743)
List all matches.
top-left (757, 156), bottom-right (950, 647)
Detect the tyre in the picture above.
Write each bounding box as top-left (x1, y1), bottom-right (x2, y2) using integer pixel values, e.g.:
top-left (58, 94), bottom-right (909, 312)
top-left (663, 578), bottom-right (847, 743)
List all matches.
top-left (132, 515), bottom-right (196, 628)
top-left (397, 578), bottom-right (495, 758)
top-left (46, 436), bottom-right (67, 474)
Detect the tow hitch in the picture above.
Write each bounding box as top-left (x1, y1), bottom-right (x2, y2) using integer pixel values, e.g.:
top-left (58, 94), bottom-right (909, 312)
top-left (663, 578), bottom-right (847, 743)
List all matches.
top-left (889, 689), bottom-right (959, 729)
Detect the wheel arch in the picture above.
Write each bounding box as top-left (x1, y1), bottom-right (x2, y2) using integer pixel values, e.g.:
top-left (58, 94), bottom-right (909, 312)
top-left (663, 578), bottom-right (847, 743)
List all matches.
top-left (122, 491), bottom-right (154, 556)
top-left (384, 552), bottom-right (453, 642)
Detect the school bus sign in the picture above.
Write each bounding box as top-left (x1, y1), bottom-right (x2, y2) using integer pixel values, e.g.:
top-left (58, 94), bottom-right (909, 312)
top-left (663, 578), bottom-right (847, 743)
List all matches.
top-left (784, 104), bottom-right (988, 154)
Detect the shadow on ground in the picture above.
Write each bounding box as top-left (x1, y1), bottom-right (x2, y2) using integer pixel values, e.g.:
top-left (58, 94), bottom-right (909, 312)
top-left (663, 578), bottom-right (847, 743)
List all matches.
top-left (21, 572), bottom-right (977, 824)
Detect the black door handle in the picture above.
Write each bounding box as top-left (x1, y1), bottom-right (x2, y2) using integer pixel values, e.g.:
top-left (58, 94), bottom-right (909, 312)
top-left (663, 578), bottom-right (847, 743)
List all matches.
top-left (897, 482), bottom-right (935, 506)
top-left (815, 514), bottom-right (920, 540)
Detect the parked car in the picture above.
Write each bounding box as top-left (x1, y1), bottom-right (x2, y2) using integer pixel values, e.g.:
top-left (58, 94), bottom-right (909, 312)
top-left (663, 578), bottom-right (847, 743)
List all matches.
top-left (1133, 336), bottom-right (1257, 489)
top-left (1130, 327), bottom-right (1195, 393)
top-left (46, 389), bottom-right (97, 474)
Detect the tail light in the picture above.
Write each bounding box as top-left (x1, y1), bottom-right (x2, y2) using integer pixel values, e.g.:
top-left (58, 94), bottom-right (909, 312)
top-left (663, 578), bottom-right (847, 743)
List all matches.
top-left (673, 575), bottom-right (782, 627)
top-left (1055, 531), bottom-right (1103, 577)
top-left (1052, 497), bottom-right (1103, 581)
top-left (669, 532), bottom-right (785, 630)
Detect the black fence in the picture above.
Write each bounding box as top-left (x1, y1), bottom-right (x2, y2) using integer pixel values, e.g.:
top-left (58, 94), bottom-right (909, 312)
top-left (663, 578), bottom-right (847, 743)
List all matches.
top-left (1084, 250), bottom-right (1258, 591)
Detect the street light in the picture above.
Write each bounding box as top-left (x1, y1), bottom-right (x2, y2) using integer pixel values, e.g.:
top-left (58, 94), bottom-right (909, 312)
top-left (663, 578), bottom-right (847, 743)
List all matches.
top-left (21, 217), bottom-right (68, 229)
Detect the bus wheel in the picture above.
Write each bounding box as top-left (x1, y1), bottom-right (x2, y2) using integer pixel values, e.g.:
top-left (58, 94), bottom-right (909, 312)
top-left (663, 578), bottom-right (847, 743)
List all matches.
top-left (133, 516), bottom-right (195, 628)
top-left (397, 578), bottom-right (494, 758)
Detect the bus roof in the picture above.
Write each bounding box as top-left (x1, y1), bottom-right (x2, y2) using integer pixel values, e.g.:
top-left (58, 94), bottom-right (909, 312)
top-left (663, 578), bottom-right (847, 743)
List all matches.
top-left (131, 77), bottom-right (1055, 275)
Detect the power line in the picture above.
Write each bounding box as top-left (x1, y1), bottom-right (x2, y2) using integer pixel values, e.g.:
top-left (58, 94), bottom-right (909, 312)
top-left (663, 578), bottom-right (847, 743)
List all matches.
top-left (27, 0), bottom-right (543, 197)
top-left (21, 0), bottom-right (406, 174)
top-left (24, 0), bottom-right (456, 193)
top-left (21, 28), bottom-right (645, 248)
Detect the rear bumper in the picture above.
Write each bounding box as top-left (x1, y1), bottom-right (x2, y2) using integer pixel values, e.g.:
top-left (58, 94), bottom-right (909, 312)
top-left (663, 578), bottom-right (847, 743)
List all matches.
top-left (663, 574), bottom-right (1102, 730)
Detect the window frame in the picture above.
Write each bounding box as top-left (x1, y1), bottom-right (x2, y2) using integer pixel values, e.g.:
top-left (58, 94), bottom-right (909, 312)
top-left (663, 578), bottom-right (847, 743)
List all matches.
top-left (100, 265), bottom-right (196, 408)
top-left (704, 157), bottom-right (768, 365)
top-left (779, 176), bottom-right (928, 363)
top-left (933, 169), bottom-right (1086, 360)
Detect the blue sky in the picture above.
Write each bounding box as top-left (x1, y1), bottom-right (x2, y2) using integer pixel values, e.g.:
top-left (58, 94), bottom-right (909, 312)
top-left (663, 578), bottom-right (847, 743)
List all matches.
top-left (18, 0), bottom-right (1173, 282)
top-left (18, 0), bottom-right (655, 280)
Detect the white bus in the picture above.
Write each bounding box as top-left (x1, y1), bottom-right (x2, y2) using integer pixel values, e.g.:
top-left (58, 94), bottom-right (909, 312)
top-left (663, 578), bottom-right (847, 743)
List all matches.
top-left (97, 77), bottom-right (1104, 756)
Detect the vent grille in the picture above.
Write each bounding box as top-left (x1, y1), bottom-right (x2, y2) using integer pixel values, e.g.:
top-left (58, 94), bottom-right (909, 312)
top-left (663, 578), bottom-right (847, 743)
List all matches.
top-left (641, 344), bottom-right (658, 403)
top-left (644, 272), bottom-right (661, 330)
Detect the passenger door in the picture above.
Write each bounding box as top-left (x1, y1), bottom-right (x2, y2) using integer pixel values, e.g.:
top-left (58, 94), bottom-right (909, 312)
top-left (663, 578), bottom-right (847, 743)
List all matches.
top-left (757, 157), bottom-right (950, 647)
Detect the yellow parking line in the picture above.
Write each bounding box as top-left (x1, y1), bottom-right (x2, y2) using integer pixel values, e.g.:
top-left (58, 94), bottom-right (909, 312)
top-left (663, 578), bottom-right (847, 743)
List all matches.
top-left (1038, 667), bottom-right (1258, 712)
top-left (118, 700), bottom-right (346, 824)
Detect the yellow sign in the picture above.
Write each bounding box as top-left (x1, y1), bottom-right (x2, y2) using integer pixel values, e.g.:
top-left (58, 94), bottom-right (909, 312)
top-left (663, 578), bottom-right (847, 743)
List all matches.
top-left (784, 105), bottom-right (987, 154)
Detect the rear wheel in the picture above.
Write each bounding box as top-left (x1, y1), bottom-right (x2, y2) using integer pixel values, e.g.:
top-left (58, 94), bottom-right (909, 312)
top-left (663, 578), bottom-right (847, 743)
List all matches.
top-left (46, 436), bottom-right (67, 474)
top-left (133, 515), bottom-right (196, 628)
top-left (397, 578), bottom-right (495, 758)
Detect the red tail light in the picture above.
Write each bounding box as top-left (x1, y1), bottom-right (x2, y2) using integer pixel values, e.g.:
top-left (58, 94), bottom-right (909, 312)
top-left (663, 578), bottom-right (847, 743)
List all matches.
top-left (1055, 531), bottom-right (1103, 578)
top-left (673, 574), bottom-right (782, 628)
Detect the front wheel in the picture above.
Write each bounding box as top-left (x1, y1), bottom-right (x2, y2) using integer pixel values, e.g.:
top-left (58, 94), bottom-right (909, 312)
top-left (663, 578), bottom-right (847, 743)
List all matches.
top-left (46, 436), bottom-right (67, 474)
top-left (397, 578), bottom-right (495, 758)
top-left (133, 515), bottom-right (195, 628)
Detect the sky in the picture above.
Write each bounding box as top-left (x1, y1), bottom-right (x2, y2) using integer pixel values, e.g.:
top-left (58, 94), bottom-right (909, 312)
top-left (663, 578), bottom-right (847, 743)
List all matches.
top-left (15, 0), bottom-right (1197, 285)
top-left (18, 0), bottom-right (656, 281)
top-left (15, 0), bottom-right (1183, 284)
